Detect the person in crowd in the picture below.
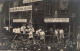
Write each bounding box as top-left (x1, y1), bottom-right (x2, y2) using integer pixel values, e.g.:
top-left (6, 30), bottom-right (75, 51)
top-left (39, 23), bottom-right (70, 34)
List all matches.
top-left (39, 29), bottom-right (45, 43)
top-left (29, 29), bottom-right (33, 40)
top-left (59, 49), bottom-right (64, 51)
top-left (15, 27), bottom-right (17, 33)
top-left (55, 29), bottom-right (59, 43)
top-left (59, 29), bottom-right (64, 43)
top-left (21, 26), bottom-right (23, 33)
top-left (77, 34), bottom-right (80, 49)
top-left (49, 28), bottom-right (54, 43)
top-left (35, 29), bottom-right (40, 40)
top-left (35, 28), bottom-right (43, 40)
top-left (17, 27), bottom-right (21, 33)
top-left (23, 25), bottom-right (26, 34)
top-left (21, 24), bottom-right (26, 34)
top-left (20, 24), bottom-right (26, 38)
top-left (28, 26), bottom-right (35, 41)
top-left (45, 29), bottom-right (50, 43)
top-left (13, 28), bottom-right (16, 33)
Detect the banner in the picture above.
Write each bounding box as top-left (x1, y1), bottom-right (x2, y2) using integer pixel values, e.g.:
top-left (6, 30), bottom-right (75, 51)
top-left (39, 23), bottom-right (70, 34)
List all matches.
top-left (23, 0), bottom-right (43, 3)
top-left (9, 5), bottom-right (32, 12)
top-left (44, 18), bottom-right (69, 23)
top-left (13, 19), bottom-right (27, 23)
top-left (59, 0), bottom-right (69, 10)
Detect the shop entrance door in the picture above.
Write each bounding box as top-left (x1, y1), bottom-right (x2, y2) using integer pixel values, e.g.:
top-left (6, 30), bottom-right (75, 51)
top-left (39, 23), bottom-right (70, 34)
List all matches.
top-left (46, 23), bottom-right (69, 43)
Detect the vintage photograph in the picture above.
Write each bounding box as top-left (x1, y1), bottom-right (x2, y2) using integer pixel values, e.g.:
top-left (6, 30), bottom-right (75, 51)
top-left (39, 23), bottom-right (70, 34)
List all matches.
top-left (0, 0), bottom-right (80, 51)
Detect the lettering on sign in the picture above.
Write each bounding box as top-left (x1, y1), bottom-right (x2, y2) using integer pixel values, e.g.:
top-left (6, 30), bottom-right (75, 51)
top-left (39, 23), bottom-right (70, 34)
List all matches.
top-left (44, 18), bottom-right (69, 23)
top-left (13, 19), bottom-right (27, 23)
top-left (23, 0), bottom-right (43, 3)
top-left (9, 5), bottom-right (32, 12)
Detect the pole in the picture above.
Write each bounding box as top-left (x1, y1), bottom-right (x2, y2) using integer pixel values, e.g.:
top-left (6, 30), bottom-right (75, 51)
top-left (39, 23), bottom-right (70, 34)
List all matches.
top-left (9, 4), bottom-right (10, 32)
top-left (31, 9), bottom-right (32, 26)
top-left (69, 23), bottom-right (70, 43)
top-left (29, 5), bottom-right (33, 27)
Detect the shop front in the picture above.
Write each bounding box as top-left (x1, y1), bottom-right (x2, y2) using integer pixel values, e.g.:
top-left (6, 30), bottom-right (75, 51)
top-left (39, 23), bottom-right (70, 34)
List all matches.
top-left (44, 18), bottom-right (70, 43)
top-left (12, 19), bottom-right (28, 34)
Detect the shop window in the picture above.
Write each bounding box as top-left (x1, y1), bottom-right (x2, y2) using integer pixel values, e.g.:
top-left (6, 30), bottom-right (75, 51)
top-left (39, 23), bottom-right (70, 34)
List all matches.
top-left (59, 10), bottom-right (68, 14)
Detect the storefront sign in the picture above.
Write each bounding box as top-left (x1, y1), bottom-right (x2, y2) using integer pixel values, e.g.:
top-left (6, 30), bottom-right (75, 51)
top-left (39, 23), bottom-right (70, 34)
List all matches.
top-left (9, 5), bottom-right (32, 12)
top-left (13, 19), bottom-right (27, 23)
top-left (23, 0), bottom-right (43, 3)
top-left (44, 18), bottom-right (69, 23)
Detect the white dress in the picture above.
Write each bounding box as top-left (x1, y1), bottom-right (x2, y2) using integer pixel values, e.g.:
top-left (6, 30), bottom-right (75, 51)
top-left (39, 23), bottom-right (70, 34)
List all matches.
top-left (55, 30), bottom-right (58, 36)
top-left (39, 31), bottom-right (45, 40)
top-left (17, 28), bottom-right (20, 33)
top-left (59, 29), bottom-right (64, 38)
top-left (29, 31), bottom-right (33, 38)
top-left (23, 26), bottom-right (26, 34)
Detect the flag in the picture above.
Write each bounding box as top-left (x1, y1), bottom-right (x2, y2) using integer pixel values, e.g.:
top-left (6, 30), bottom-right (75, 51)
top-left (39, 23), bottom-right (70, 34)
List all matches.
top-left (0, 3), bottom-right (3, 13)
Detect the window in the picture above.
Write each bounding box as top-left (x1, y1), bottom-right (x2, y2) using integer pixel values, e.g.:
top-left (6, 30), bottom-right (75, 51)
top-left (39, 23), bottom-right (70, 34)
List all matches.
top-left (59, 0), bottom-right (69, 10)
top-left (34, 3), bottom-right (39, 6)
top-left (45, 2), bottom-right (53, 15)
top-left (13, 1), bottom-right (19, 7)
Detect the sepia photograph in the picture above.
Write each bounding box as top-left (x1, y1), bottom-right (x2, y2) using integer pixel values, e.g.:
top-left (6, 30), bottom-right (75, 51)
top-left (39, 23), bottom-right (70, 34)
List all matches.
top-left (0, 0), bottom-right (80, 51)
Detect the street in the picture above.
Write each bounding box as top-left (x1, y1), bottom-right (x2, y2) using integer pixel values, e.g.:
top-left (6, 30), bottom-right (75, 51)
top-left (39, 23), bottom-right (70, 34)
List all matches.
top-left (0, 32), bottom-right (77, 51)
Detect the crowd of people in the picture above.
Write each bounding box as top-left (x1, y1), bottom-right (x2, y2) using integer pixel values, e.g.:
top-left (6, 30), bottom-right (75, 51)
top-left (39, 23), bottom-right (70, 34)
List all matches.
top-left (12, 24), bottom-right (66, 44)
top-left (3, 24), bottom-right (76, 51)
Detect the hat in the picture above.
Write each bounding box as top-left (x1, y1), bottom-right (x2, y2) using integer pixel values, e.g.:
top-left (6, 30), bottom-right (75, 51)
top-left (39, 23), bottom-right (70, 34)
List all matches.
top-left (39, 29), bottom-right (42, 32)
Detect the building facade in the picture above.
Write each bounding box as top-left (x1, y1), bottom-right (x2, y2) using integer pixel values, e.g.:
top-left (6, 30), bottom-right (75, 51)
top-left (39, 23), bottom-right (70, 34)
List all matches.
top-left (3, 0), bottom-right (78, 41)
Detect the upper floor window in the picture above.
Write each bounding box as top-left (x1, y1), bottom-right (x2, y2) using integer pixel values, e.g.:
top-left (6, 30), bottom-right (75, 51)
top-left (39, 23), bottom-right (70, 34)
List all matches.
top-left (59, 0), bottom-right (69, 10)
top-left (45, 2), bottom-right (53, 15)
